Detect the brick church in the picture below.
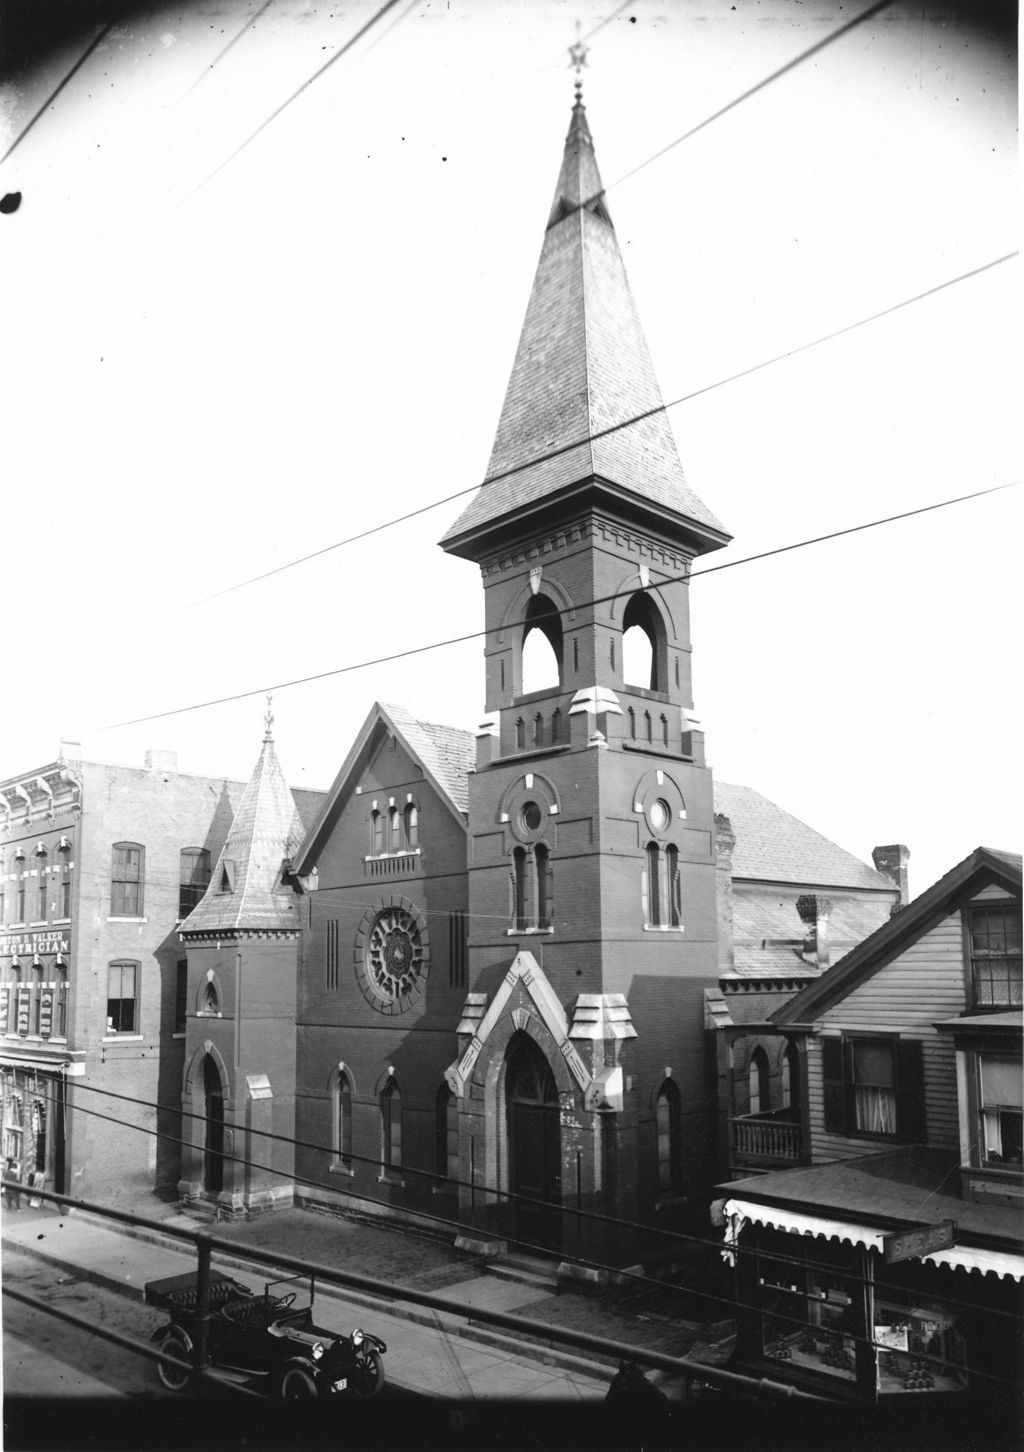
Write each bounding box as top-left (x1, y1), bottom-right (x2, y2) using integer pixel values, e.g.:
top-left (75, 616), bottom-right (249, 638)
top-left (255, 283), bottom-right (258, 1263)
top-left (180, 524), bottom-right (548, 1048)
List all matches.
top-left (173, 85), bottom-right (902, 1271)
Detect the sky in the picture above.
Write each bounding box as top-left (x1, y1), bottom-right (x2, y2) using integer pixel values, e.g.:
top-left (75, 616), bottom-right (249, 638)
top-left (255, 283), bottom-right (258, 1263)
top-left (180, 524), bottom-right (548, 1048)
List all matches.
top-left (1, 0), bottom-right (1018, 899)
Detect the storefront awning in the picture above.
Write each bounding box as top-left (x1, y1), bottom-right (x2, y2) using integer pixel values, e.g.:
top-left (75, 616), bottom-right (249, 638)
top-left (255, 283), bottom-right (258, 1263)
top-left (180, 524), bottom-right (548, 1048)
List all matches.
top-left (723, 1197), bottom-right (1024, 1283)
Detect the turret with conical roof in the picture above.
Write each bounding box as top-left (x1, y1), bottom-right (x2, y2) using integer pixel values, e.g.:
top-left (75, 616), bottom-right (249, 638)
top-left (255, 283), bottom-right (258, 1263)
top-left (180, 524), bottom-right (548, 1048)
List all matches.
top-left (181, 704), bottom-right (303, 935)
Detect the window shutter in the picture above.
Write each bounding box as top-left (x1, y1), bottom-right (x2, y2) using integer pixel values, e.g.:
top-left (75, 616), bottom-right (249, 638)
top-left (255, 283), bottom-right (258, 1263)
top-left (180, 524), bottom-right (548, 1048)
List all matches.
top-left (895, 1038), bottom-right (926, 1143)
top-left (822, 1037), bottom-right (847, 1132)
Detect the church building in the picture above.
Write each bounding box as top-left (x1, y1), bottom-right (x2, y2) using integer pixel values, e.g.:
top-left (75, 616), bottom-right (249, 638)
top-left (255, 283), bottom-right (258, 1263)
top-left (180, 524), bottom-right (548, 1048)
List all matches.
top-left (174, 80), bottom-right (901, 1273)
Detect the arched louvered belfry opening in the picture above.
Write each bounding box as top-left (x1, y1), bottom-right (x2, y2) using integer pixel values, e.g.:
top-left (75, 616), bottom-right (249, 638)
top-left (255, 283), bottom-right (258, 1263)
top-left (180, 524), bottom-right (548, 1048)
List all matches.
top-left (505, 1032), bottom-right (561, 1251)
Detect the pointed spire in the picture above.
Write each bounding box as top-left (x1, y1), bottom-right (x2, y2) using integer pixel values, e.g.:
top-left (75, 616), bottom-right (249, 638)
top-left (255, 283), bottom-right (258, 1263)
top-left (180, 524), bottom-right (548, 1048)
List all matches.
top-left (180, 713), bottom-right (304, 934)
top-left (441, 75), bottom-right (729, 561)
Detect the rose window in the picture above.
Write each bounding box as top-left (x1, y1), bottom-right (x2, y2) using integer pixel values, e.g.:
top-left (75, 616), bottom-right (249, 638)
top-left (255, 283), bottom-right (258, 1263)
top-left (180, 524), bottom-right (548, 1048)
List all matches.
top-left (354, 899), bottom-right (429, 1014)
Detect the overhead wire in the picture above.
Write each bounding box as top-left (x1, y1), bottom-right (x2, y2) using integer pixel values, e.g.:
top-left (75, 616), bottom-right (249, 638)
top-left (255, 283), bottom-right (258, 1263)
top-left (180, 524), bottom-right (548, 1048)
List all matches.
top-left (0, 11), bottom-right (125, 168)
top-left (186, 249), bottom-right (1018, 608)
top-left (84, 480), bottom-right (1016, 735)
top-left (176, 0), bottom-right (407, 208)
top-left (53, 1078), bottom-right (1024, 1351)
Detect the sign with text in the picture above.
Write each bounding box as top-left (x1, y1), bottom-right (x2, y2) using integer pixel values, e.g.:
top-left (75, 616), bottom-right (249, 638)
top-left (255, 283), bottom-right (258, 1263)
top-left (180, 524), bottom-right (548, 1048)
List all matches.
top-left (0, 930), bottom-right (70, 957)
top-left (882, 1220), bottom-right (957, 1265)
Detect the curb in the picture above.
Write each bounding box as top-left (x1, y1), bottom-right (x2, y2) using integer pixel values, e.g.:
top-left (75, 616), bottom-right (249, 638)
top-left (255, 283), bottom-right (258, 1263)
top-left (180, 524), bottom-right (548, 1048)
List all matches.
top-left (4, 1218), bottom-right (618, 1389)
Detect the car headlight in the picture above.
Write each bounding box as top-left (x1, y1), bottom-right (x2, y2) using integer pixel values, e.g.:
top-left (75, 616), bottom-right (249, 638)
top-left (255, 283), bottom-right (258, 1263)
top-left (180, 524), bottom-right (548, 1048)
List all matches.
top-left (351, 1329), bottom-right (363, 1346)
top-left (312, 1343), bottom-right (324, 1360)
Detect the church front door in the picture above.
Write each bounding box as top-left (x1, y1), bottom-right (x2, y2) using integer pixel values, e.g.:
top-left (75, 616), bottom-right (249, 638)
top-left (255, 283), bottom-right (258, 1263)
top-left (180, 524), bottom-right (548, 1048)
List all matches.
top-left (506, 1033), bottom-right (561, 1252)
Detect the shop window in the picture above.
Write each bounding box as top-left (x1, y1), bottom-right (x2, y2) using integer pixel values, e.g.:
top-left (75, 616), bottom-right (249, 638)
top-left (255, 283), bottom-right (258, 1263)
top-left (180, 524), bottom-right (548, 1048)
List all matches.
top-left (178, 848), bottom-right (211, 918)
top-left (748, 1048), bottom-right (769, 1116)
top-left (436, 1085), bottom-right (458, 1181)
top-left (106, 960), bottom-right (139, 1035)
top-left (655, 1079), bottom-right (681, 1194)
top-left (822, 1036), bottom-right (925, 1141)
top-left (174, 961), bottom-right (188, 1034)
top-left (381, 1079), bottom-right (402, 1171)
top-left (967, 903), bottom-right (1022, 1008)
top-left (334, 1070), bottom-right (352, 1170)
top-left (979, 1055), bottom-right (1023, 1167)
top-left (111, 843), bottom-right (144, 917)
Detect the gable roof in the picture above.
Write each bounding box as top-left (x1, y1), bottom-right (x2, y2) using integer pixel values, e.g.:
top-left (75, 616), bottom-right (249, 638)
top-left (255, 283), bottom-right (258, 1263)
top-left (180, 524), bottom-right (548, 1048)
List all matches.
top-left (180, 730), bottom-right (305, 934)
top-left (291, 703), bottom-right (474, 875)
top-left (772, 846), bottom-right (1023, 1025)
top-left (439, 96), bottom-right (728, 560)
top-left (715, 781), bottom-right (892, 891)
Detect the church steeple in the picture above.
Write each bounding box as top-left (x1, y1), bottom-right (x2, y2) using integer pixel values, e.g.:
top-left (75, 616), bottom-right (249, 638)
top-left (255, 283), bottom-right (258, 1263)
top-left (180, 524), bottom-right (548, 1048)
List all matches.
top-left (181, 702), bottom-right (303, 934)
top-left (440, 83), bottom-right (730, 562)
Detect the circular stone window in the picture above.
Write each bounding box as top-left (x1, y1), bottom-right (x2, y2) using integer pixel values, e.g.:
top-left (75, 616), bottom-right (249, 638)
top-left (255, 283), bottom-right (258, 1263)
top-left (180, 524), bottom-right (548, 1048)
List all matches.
top-left (649, 799), bottom-right (671, 833)
top-left (354, 900), bottom-right (430, 1015)
top-left (520, 801), bottom-right (543, 833)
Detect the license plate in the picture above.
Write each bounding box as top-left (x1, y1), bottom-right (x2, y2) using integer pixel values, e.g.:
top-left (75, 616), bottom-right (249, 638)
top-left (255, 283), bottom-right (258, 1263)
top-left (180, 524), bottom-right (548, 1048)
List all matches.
top-left (332, 1378), bottom-right (347, 1392)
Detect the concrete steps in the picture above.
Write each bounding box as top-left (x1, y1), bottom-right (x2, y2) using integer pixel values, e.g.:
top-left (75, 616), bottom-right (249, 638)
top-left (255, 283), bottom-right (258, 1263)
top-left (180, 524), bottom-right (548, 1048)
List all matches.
top-left (484, 1251), bottom-right (560, 1294)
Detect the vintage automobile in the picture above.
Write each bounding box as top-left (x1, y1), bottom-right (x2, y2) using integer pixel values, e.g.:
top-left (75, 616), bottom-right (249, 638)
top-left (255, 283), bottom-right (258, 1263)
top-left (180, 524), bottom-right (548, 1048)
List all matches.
top-left (145, 1269), bottom-right (387, 1403)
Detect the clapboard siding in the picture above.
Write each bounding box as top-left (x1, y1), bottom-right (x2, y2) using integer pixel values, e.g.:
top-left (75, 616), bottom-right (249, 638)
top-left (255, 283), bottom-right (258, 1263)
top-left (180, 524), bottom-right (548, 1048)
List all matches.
top-left (807, 911), bottom-right (966, 1160)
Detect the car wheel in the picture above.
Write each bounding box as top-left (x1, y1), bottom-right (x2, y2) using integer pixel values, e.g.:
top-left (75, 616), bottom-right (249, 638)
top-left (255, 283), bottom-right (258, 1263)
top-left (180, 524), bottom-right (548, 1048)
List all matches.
top-left (280, 1364), bottom-right (318, 1401)
top-left (156, 1331), bottom-right (193, 1392)
top-left (351, 1349), bottom-right (385, 1399)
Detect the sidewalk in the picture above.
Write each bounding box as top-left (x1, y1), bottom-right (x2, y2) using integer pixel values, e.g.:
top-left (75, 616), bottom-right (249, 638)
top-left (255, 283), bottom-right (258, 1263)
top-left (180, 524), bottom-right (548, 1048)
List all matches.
top-left (1, 1195), bottom-right (734, 1392)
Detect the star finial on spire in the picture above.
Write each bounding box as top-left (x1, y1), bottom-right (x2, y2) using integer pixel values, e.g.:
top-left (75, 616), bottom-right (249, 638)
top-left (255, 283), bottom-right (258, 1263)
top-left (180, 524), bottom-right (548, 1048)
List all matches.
top-left (263, 694), bottom-right (274, 743)
top-left (568, 24), bottom-right (588, 102)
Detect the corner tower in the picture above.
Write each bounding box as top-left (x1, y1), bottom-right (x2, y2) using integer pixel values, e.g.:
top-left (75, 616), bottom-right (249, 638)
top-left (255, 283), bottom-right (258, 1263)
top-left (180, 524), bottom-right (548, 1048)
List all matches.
top-left (440, 71), bottom-right (732, 1267)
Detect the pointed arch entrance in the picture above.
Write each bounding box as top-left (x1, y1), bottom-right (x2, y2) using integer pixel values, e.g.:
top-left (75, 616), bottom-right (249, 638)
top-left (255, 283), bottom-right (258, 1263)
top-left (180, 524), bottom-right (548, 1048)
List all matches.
top-left (203, 1054), bottom-right (226, 1193)
top-left (506, 1032), bottom-right (561, 1251)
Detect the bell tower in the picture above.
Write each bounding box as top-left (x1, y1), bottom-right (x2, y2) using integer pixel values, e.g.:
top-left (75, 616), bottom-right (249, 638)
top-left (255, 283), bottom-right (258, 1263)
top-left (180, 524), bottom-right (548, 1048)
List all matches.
top-left (440, 55), bottom-right (732, 1264)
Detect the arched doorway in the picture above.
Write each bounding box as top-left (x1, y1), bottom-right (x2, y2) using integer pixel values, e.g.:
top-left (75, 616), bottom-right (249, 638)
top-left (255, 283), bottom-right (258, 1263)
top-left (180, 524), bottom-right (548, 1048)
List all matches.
top-left (506, 1033), bottom-right (561, 1251)
top-left (203, 1055), bottom-right (225, 1193)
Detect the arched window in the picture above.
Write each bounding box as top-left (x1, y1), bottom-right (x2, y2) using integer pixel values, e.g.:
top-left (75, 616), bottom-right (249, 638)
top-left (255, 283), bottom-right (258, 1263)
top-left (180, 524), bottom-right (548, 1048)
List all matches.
top-left (58, 841), bottom-right (72, 919)
top-left (515, 718), bottom-right (526, 751)
top-left (35, 848), bottom-right (48, 920)
top-left (30, 964), bottom-right (43, 1034)
top-left (436, 1085), bottom-right (458, 1181)
top-left (521, 595), bottom-right (562, 693)
top-left (656, 1079), bottom-right (682, 1194)
top-left (55, 965), bottom-right (68, 1038)
top-left (534, 844), bottom-right (551, 930)
top-left (628, 707), bottom-right (636, 739)
top-left (645, 842), bottom-right (661, 925)
top-left (371, 809), bottom-right (385, 855)
top-left (15, 854), bottom-right (25, 924)
top-left (551, 708), bottom-right (563, 744)
top-left (644, 711), bottom-right (652, 744)
top-left (512, 847), bottom-right (528, 931)
top-left (389, 808), bottom-right (402, 853)
top-left (781, 1041), bottom-right (800, 1111)
top-left (111, 843), bottom-right (144, 917)
top-left (533, 713), bottom-right (543, 748)
top-left (622, 592), bottom-right (667, 692)
top-left (382, 1079), bottom-right (402, 1171)
top-left (335, 1070), bottom-right (352, 1169)
top-left (404, 803), bottom-right (418, 849)
top-left (748, 1048), bottom-right (769, 1117)
top-left (200, 980), bottom-right (219, 1015)
top-left (660, 714), bottom-right (669, 748)
top-left (572, 638), bottom-right (579, 673)
top-left (667, 845), bottom-right (681, 928)
top-left (179, 848), bottom-right (211, 919)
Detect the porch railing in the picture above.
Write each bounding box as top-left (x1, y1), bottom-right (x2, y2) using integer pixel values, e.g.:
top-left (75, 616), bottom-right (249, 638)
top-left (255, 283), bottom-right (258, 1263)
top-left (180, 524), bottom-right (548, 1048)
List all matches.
top-left (729, 1110), bottom-right (806, 1166)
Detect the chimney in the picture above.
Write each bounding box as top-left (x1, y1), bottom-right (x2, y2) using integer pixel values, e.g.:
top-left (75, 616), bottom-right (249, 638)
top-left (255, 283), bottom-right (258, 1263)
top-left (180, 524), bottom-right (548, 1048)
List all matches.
top-left (872, 844), bottom-right (910, 907)
top-left (714, 813), bottom-right (736, 973)
top-left (796, 894), bottom-right (833, 971)
top-left (145, 749), bottom-right (178, 774)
